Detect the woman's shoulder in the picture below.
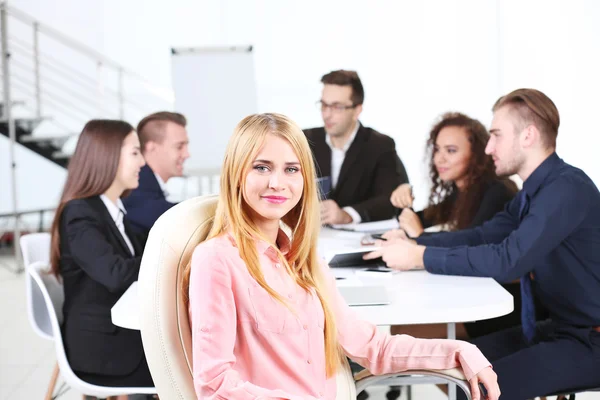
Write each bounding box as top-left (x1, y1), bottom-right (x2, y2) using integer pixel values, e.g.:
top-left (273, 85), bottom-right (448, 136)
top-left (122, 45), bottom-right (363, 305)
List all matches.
top-left (62, 196), bottom-right (102, 220)
top-left (191, 234), bottom-right (238, 267)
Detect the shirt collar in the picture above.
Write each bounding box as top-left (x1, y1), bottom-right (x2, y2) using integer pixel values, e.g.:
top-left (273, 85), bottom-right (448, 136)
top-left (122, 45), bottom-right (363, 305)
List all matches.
top-left (325, 121), bottom-right (360, 152)
top-left (154, 172), bottom-right (168, 193)
top-left (522, 152), bottom-right (562, 197)
top-left (99, 194), bottom-right (127, 221)
top-left (226, 229), bottom-right (291, 261)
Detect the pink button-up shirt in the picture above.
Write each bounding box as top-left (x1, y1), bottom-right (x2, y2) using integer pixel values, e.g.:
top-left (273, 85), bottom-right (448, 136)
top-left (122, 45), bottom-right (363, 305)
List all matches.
top-left (188, 231), bottom-right (490, 399)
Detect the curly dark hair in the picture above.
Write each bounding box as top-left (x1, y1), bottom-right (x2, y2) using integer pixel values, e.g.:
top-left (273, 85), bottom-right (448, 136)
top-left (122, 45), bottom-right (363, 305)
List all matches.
top-left (423, 112), bottom-right (517, 230)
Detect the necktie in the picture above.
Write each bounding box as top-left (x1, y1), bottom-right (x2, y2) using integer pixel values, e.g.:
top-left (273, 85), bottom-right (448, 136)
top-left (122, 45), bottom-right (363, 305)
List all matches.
top-left (116, 208), bottom-right (125, 232)
top-left (517, 190), bottom-right (536, 343)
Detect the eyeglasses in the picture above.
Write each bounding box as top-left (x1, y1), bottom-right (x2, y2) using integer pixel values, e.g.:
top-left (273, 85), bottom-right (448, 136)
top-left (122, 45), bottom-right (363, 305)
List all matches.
top-left (316, 100), bottom-right (357, 113)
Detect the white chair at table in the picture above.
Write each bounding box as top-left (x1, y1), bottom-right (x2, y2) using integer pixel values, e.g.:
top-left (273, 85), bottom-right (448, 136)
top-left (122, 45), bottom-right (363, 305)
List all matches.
top-left (21, 233), bottom-right (53, 340)
top-left (20, 232), bottom-right (58, 398)
top-left (137, 195), bottom-right (472, 399)
top-left (26, 261), bottom-right (156, 399)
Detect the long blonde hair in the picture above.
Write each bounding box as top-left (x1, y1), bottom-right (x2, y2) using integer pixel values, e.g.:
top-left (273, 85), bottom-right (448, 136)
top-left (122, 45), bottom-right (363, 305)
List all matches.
top-left (183, 113), bottom-right (342, 377)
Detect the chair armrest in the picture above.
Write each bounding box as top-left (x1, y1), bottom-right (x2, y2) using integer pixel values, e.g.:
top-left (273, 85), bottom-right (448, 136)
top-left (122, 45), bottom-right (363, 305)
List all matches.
top-left (354, 367), bottom-right (465, 381)
top-left (354, 368), bottom-right (471, 400)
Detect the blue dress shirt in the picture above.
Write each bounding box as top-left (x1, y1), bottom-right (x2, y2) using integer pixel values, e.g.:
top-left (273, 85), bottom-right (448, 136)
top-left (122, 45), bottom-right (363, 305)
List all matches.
top-left (417, 153), bottom-right (600, 328)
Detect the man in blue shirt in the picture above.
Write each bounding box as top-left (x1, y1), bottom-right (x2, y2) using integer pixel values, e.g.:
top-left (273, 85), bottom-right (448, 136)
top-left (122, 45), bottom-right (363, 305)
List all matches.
top-left (366, 89), bottom-right (600, 399)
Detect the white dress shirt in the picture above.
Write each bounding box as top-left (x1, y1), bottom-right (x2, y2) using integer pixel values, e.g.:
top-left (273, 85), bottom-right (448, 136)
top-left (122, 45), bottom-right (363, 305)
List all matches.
top-left (99, 194), bottom-right (135, 256)
top-left (154, 172), bottom-right (169, 198)
top-left (325, 122), bottom-right (362, 223)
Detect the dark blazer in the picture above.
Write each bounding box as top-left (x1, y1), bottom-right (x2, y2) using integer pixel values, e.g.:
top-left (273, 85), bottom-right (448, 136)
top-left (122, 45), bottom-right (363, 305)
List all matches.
top-left (417, 179), bottom-right (516, 230)
top-left (59, 196), bottom-right (144, 376)
top-left (304, 124), bottom-right (408, 222)
top-left (122, 164), bottom-right (176, 238)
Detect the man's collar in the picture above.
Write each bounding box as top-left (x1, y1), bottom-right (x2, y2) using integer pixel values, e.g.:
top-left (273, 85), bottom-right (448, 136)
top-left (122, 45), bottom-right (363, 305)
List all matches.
top-left (153, 172), bottom-right (168, 193)
top-left (325, 121), bottom-right (360, 152)
top-left (522, 152), bottom-right (561, 196)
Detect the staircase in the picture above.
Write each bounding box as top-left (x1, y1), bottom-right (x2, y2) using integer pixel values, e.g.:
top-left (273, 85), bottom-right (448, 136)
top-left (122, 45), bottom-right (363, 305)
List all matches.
top-left (0, 2), bottom-right (175, 167)
top-left (0, 113), bottom-right (69, 167)
top-left (0, 2), bottom-right (175, 271)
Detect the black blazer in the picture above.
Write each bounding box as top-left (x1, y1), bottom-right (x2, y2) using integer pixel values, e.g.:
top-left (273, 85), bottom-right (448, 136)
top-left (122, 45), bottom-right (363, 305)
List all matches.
top-left (417, 180), bottom-right (516, 230)
top-left (304, 124), bottom-right (408, 222)
top-left (122, 164), bottom-right (176, 239)
top-left (59, 196), bottom-right (144, 376)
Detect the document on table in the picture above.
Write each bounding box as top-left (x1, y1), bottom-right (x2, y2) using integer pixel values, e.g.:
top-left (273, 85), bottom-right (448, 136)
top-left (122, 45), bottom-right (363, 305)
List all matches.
top-left (331, 218), bottom-right (399, 233)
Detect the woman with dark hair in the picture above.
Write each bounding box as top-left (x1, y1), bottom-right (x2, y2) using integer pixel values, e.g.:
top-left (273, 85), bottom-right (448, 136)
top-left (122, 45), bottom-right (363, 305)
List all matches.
top-left (49, 120), bottom-right (153, 394)
top-left (389, 112), bottom-right (520, 340)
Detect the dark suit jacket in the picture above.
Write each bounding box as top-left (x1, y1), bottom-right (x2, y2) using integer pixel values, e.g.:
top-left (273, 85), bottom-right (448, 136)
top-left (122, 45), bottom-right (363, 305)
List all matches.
top-left (304, 124), bottom-right (408, 222)
top-left (122, 164), bottom-right (176, 238)
top-left (59, 196), bottom-right (144, 376)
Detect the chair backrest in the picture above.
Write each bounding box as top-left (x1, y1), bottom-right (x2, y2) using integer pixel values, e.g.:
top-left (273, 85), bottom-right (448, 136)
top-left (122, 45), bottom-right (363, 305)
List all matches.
top-left (20, 232), bottom-right (51, 266)
top-left (138, 195), bottom-right (358, 399)
top-left (139, 195), bottom-right (218, 399)
top-left (27, 261), bottom-right (155, 398)
top-left (26, 261), bottom-right (83, 391)
top-left (20, 233), bottom-right (53, 340)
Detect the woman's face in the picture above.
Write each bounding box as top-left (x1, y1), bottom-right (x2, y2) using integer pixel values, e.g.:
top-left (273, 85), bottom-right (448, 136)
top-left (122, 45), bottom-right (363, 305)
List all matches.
top-left (433, 126), bottom-right (472, 186)
top-left (115, 131), bottom-right (146, 191)
top-left (243, 134), bottom-right (304, 228)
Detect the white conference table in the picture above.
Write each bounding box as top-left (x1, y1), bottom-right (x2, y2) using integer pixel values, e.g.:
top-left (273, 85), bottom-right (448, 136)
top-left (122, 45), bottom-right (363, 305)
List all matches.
top-left (316, 228), bottom-right (514, 331)
top-left (112, 270), bottom-right (513, 333)
top-left (111, 227), bottom-right (513, 399)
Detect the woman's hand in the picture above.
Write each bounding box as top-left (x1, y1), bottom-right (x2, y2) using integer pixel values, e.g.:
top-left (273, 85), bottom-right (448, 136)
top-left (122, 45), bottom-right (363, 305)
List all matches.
top-left (390, 184), bottom-right (413, 208)
top-left (398, 208), bottom-right (424, 238)
top-left (469, 366), bottom-right (500, 400)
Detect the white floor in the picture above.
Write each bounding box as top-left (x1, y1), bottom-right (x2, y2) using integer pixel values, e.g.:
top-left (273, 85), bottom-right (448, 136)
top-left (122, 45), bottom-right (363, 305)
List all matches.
top-left (1, 254), bottom-right (598, 400)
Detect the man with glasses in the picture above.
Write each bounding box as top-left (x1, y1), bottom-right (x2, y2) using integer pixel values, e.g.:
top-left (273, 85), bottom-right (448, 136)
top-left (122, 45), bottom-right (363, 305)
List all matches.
top-left (305, 70), bottom-right (408, 225)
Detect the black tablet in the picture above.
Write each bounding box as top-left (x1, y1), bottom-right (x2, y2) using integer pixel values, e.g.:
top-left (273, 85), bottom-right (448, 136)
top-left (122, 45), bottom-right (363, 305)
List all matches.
top-left (328, 249), bottom-right (386, 268)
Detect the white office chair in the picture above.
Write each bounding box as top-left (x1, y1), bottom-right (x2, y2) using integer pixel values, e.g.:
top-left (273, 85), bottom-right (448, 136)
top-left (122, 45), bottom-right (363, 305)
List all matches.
top-left (20, 232), bottom-right (60, 399)
top-left (21, 232), bottom-right (53, 340)
top-left (138, 195), bottom-right (472, 399)
top-left (26, 261), bottom-right (156, 399)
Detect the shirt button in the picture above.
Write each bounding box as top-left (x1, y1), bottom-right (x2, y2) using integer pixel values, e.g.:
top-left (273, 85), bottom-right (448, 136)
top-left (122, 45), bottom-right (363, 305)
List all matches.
top-left (288, 294), bottom-right (293, 299)
top-left (275, 263), bottom-right (281, 268)
top-left (303, 324), bottom-right (308, 330)
top-left (307, 359), bottom-right (311, 364)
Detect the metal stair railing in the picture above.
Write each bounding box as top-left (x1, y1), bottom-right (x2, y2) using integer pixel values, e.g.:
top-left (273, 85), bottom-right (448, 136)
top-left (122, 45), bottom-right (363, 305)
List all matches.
top-left (0, 1), bottom-right (175, 273)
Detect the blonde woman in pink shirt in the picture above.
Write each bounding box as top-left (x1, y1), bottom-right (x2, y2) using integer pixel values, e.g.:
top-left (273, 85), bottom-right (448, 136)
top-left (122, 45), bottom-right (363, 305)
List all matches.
top-left (184, 113), bottom-right (500, 400)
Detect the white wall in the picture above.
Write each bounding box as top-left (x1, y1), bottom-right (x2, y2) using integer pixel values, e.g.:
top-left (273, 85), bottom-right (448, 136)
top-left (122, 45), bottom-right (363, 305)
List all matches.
top-left (3, 0), bottom-right (600, 213)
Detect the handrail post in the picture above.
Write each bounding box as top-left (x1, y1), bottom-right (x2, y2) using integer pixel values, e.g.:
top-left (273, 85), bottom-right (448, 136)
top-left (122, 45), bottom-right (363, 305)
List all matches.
top-left (96, 60), bottom-right (104, 116)
top-left (33, 21), bottom-right (41, 118)
top-left (1, 3), bottom-right (24, 273)
top-left (118, 67), bottom-right (124, 119)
